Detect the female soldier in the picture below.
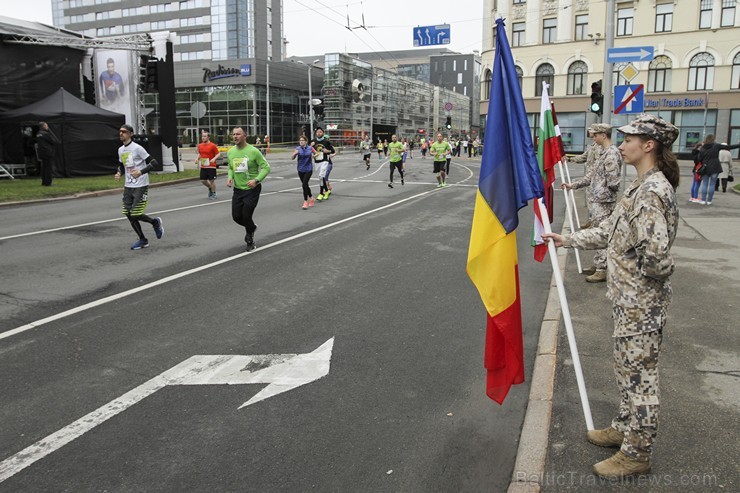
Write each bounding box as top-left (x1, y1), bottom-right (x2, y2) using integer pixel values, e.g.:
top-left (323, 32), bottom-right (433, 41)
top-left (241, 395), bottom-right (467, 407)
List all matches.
top-left (543, 115), bottom-right (680, 480)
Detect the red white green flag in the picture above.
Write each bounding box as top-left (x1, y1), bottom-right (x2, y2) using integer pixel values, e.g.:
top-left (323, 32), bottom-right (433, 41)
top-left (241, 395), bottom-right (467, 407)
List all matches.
top-left (532, 83), bottom-right (563, 262)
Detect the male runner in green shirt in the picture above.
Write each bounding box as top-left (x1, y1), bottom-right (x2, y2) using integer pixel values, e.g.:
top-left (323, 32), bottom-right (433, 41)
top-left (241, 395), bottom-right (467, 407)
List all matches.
top-left (429, 132), bottom-right (452, 187)
top-left (227, 127), bottom-right (271, 251)
top-left (387, 134), bottom-right (405, 188)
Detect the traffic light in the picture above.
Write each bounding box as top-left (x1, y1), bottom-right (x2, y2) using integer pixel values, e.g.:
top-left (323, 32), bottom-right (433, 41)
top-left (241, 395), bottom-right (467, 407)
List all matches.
top-left (590, 80), bottom-right (603, 115)
top-left (145, 59), bottom-right (159, 92)
top-left (445, 116), bottom-right (452, 129)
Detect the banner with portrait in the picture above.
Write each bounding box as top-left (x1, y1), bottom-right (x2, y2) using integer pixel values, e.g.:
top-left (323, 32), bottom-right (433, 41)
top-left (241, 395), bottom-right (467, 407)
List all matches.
top-left (93, 50), bottom-right (136, 126)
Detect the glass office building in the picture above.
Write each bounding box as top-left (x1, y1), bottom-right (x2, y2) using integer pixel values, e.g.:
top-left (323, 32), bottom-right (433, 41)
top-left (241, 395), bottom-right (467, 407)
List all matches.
top-left (322, 53), bottom-right (470, 147)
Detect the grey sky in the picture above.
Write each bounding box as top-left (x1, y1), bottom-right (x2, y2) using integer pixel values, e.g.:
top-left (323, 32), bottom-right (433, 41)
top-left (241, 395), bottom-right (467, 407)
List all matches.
top-left (6, 0), bottom-right (484, 56)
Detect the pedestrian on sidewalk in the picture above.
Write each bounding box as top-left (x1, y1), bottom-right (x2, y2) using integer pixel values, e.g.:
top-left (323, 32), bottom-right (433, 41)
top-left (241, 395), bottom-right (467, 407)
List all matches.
top-left (35, 122), bottom-right (59, 186)
top-left (196, 131), bottom-right (220, 200)
top-left (226, 126), bottom-right (270, 251)
top-left (115, 124), bottom-right (164, 250)
top-left (543, 114), bottom-right (680, 480)
top-left (718, 145), bottom-right (733, 193)
top-left (291, 135), bottom-right (315, 209)
top-left (562, 123), bottom-right (622, 282)
top-left (697, 135), bottom-right (740, 205)
top-left (689, 141), bottom-right (704, 202)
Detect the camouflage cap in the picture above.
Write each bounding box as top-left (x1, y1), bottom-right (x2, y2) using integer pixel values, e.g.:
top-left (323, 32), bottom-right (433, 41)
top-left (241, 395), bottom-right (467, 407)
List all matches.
top-left (617, 114), bottom-right (679, 147)
top-left (589, 123), bottom-right (612, 134)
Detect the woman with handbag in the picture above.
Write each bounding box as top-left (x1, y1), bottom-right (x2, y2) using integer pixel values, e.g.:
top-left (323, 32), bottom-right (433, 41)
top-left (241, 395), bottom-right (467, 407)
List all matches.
top-left (718, 146), bottom-right (733, 193)
top-left (697, 135), bottom-right (740, 204)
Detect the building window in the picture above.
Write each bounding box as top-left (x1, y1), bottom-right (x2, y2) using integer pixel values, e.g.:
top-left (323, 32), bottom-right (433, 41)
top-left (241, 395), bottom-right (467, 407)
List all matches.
top-left (648, 55), bottom-right (672, 92)
top-left (542, 18), bottom-right (557, 44)
top-left (617, 7), bottom-right (633, 36)
top-left (513, 0), bottom-right (525, 4)
top-left (655, 4), bottom-right (673, 33)
top-left (688, 52), bottom-right (715, 91)
top-left (483, 69), bottom-right (492, 99)
top-left (721, 0), bottom-right (736, 26)
top-left (575, 14), bottom-right (588, 41)
top-left (512, 22), bottom-right (525, 47)
top-left (516, 66), bottom-right (523, 91)
top-left (535, 63), bottom-right (554, 96)
top-left (567, 61), bottom-right (587, 95)
top-left (731, 53), bottom-right (740, 89)
top-left (700, 0), bottom-right (713, 29)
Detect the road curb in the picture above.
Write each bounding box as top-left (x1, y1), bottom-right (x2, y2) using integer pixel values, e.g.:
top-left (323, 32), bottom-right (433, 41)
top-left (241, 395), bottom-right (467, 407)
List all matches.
top-left (507, 225), bottom-right (570, 493)
top-left (0, 175), bottom-right (208, 209)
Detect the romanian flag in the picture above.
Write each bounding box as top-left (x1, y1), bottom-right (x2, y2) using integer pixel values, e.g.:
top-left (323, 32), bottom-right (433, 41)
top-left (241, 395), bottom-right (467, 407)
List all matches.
top-left (532, 84), bottom-right (563, 262)
top-left (467, 19), bottom-right (544, 405)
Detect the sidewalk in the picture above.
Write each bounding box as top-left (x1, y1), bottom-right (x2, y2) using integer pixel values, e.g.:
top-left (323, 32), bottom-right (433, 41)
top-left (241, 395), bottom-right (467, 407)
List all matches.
top-left (510, 165), bottom-right (739, 492)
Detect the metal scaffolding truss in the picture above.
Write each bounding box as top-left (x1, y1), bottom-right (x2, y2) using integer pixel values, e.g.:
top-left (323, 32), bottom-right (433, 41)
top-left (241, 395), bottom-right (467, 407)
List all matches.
top-left (3, 33), bottom-right (151, 51)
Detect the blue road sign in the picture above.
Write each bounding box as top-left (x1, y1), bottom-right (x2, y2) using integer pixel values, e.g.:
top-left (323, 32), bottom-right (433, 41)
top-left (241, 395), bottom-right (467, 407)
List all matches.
top-left (413, 24), bottom-right (450, 47)
top-left (613, 84), bottom-right (645, 114)
top-left (607, 46), bottom-right (654, 63)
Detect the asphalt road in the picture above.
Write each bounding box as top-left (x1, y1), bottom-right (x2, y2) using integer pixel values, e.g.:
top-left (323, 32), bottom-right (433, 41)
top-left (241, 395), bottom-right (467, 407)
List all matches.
top-left (0, 152), bottom-right (558, 492)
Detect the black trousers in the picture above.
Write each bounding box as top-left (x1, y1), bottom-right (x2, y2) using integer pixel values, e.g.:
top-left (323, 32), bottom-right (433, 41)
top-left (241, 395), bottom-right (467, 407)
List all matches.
top-left (298, 171), bottom-right (313, 200)
top-left (232, 185), bottom-right (261, 234)
top-left (40, 157), bottom-right (54, 186)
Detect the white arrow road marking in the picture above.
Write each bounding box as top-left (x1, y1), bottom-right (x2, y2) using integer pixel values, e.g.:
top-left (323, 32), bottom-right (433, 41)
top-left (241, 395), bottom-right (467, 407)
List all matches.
top-left (0, 338), bottom-right (334, 484)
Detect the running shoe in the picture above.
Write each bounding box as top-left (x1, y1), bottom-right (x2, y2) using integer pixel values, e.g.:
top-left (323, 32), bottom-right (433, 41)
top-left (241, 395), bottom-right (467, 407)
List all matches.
top-left (245, 231), bottom-right (256, 251)
top-left (154, 217), bottom-right (164, 239)
top-left (302, 201), bottom-right (308, 210)
top-left (209, 192), bottom-right (217, 201)
top-left (316, 193), bottom-right (324, 201)
top-left (325, 189), bottom-right (331, 197)
top-left (388, 182), bottom-right (393, 188)
top-left (436, 183), bottom-right (443, 188)
top-left (401, 177), bottom-right (404, 185)
top-left (131, 238), bottom-right (149, 250)
top-left (366, 163), bottom-right (370, 170)
top-left (308, 197), bottom-right (315, 207)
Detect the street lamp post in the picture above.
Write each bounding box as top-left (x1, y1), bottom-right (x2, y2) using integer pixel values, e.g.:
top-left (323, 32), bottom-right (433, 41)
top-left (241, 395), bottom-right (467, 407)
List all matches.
top-left (298, 59), bottom-right (321, 137)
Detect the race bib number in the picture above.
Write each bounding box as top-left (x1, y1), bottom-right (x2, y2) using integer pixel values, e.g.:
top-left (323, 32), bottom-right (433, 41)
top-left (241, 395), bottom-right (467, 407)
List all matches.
top-left (199, 157), bottom-right (210, 168)
top-left (233, 157), bottom-right (249, 173)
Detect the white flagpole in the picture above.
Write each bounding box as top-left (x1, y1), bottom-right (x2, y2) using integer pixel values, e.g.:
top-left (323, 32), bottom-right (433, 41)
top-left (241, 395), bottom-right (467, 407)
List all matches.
top-left (557, 160), bottom-right (582, 273)
top-left (536, 197), bottom-right (594, 431)
top-left (562, 159), bottom-right (582, 229)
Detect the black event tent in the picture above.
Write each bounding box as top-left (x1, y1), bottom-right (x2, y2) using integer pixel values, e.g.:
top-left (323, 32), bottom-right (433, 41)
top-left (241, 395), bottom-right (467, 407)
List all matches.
top-left (0, 88), bottom-right (124, 176)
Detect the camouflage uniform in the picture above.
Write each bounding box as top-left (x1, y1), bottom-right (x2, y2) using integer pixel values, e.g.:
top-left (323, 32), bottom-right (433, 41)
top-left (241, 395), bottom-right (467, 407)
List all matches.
top-left (567, 141), bottom-right (602, 222)
top-left (569, 130), bottom-right (623, 271)
top-left (563, 159), bottom-right (679, 459)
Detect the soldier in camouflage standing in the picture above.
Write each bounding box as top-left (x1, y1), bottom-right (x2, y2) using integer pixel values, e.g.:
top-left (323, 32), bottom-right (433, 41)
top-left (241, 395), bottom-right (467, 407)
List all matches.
top-left (567, 129), bottom-right (600, 228)
top-left (562, 123), bottom-right (622, 282)
top-left (543, 115), bottom-right (680, 480)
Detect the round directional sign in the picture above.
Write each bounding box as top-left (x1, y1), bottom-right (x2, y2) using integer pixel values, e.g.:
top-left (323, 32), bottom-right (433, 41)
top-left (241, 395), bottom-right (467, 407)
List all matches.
top-left (190, 101), bottom-right (207, 119)
top-left (444, 102), bottom-right (453, 111)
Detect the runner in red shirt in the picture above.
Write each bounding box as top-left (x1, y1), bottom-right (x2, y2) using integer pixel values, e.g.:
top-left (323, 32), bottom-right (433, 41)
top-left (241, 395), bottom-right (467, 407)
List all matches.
top-left (197, 131), bottom-right (220, 200)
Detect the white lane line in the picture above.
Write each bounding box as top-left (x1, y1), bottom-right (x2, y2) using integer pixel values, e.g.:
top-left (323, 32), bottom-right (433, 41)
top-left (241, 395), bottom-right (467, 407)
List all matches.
top-left (0, 171), bottom-right (454, 241)
top-left (1, 186), bottom-right (452, 341)
top-left (0, 187), bottom-right (304, 242)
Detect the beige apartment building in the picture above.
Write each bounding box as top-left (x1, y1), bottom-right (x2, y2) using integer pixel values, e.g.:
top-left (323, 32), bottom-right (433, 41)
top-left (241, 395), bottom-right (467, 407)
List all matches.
top-left (481, 0), bottom-right (740, 154)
